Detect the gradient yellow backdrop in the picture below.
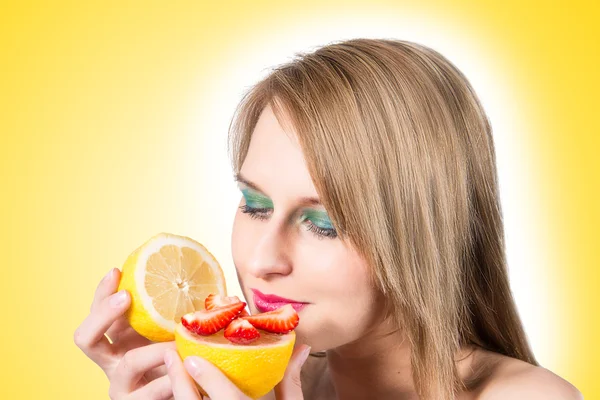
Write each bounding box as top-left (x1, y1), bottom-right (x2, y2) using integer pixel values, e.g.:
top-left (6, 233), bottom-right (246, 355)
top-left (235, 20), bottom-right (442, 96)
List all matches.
top-left (1, 1), bottom-right (598, 399)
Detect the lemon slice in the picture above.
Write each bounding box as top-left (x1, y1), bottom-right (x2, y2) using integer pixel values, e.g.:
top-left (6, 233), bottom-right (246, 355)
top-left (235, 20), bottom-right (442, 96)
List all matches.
top-left (175, 324), bottom-right (296, 399)
top-left (118, 233), bottom-right (227, 342)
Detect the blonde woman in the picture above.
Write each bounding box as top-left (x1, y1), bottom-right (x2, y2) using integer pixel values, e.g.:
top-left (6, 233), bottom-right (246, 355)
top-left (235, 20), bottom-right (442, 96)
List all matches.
top-left (75, 39), bottom-right (581, 399)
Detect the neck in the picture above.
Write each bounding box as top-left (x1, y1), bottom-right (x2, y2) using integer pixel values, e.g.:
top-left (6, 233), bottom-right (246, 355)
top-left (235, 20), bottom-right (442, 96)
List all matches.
top-left (325, 317), bottom-right (419, 400)
top-left (324, 317), bottom-right (479, 400)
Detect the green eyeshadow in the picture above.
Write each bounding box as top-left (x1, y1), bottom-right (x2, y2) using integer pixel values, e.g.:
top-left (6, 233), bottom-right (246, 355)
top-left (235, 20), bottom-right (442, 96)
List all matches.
top-left (241, 188), bottom-right (273, 208)
top-left (301, 209), bottom-right (334, 229)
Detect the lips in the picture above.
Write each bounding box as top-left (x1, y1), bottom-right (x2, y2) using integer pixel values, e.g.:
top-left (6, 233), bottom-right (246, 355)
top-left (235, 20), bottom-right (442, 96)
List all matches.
top-left (251, 288), bottom-right (308, 313)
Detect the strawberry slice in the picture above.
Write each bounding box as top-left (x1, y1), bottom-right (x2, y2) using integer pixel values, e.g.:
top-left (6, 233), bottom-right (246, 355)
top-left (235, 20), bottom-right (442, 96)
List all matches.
top-left (224, 318), bottom-right (261, 344)
top-left (239, 309), bottom-right (250, 317)
top-left (181, 302), bottom-right (246, 336)
top-left (205, 293), bottom-right (241, 309)
top-left (243, 304), bottom-right (299, 334)
top-left (205, 293), bottom-right (249, 317)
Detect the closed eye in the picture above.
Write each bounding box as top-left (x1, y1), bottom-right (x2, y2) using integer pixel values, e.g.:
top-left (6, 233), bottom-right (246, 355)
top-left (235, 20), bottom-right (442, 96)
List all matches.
top-left (239, 204), bottom-right (271, 221)
top-left (239, 204), bottom-right (338, 239)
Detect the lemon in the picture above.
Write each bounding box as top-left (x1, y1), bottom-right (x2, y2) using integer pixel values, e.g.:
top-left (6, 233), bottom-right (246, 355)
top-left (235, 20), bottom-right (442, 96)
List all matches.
top-left (118, 232), bottom-right (227, 342)
top-left (175, 323), bottom-right (296, 399)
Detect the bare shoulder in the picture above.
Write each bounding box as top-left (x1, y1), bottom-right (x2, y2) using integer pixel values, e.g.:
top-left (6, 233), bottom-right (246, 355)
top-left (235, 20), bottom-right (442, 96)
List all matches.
top-left (476, 352), bottom-right (582, 400)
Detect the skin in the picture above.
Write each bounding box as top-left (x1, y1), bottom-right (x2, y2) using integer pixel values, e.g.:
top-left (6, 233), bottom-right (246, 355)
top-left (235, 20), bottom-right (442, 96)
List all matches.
top-left (74, 104), bottom-right (582, 399)
top-left (231, 105), bottom-right (387, 355)
top-left (73, 268), bottom-right (175, 400)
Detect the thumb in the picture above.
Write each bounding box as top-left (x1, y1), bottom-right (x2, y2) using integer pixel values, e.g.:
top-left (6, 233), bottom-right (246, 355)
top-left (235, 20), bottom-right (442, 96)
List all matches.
top-left (274, 344), bottom-right (311, 399)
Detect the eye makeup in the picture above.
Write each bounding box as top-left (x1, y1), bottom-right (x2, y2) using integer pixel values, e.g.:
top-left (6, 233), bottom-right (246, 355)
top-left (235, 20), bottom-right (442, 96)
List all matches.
top-left (298, 208), bottom-right (337, 239)
top-left (241, 187), bottom-right (273, 209)
top-left (298, 209), bottom-right (334, 229)
top-left (237, 186), bottom-right (338, 239)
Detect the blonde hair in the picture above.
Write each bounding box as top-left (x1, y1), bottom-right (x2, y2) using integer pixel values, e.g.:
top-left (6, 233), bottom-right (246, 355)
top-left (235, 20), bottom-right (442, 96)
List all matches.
top-left (227, 38), bottom-right (536, 399)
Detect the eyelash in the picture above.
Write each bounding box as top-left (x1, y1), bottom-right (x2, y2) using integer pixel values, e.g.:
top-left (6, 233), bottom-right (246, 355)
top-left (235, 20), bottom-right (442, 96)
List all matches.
top-left (239, 204), bottom-right (338, 239)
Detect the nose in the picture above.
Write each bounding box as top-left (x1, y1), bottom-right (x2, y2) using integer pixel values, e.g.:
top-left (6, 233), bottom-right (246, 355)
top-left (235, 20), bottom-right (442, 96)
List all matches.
top-left (246, 216), bottom-right (293, 279)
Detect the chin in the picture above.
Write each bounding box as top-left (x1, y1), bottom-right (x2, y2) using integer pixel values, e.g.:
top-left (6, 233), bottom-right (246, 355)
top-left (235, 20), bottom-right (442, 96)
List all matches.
top-left (293, 323), bottom-right (340, 353)
top-left (296, 333), bottom-right (326, 353)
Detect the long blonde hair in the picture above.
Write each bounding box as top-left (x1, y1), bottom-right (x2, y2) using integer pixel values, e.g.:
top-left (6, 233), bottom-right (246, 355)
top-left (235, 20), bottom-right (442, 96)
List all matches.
top-left (227, 38), bottom-right (536, 399)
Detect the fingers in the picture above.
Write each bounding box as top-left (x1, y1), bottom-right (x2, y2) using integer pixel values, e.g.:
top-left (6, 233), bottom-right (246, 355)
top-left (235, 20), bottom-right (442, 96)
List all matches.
top-left (144, 363), bottom-right (170, 383)
top-left (274, 344), bottom-right (311, 400)
top-left (111, 342), bottom-right (176, 395)
top-left (103, 317), bottom-right (130, 345)
top-left (91, 268), bottom-right (130, 344)
top-left (182, 354), bottom-right (248, 400)
top-left (74, 289), bottom-right (131, 367)
top-left (164, 349), bottom-right (202, 400)
top-left (107, 319), bottom-right (150, 346)
top-left (129, 374), bottom-right (173, 400)
top-left (92, 268), bottom-right (120, 312)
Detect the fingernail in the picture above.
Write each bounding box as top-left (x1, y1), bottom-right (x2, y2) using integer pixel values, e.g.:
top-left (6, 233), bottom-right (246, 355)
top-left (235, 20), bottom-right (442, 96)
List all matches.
top-left (184, 356), bottom-right (204, 374)
top-left (299, 346), bottom-right (311, 366)
top-left (110, 290), bottom-right (128, 307)
top-left (164, 350), bottom-right (173, 368)
top-left (103, 268), bottom-right (115, 282)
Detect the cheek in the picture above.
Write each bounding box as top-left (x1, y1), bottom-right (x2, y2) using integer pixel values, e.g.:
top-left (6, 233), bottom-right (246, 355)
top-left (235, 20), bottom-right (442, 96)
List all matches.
top-left (309, 243), bottom-right (374, 303)
top-left (299, 246), bottom-right (382, 350)
top-left (322, 260), bottom-right (379, 322)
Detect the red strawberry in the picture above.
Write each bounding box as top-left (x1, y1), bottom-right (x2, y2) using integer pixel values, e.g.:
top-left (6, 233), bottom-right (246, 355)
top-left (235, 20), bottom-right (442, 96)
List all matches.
top-left (243, 304), bottom-right (299, 334)
top-left (205, 293), bottom-right (250, 317)
top-left (181, 302), bottom-right (246, 336)
top-left (224, 318), bottom-right (260, 344)
top-left (205, 293), bottom-right (240, 309)
top-left (239, 309), bottom-right (250, 317)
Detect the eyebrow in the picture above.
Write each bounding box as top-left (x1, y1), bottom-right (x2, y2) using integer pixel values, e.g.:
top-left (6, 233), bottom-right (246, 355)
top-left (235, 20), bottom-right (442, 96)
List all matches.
top-left (234, 172), bottom-right (322, 206)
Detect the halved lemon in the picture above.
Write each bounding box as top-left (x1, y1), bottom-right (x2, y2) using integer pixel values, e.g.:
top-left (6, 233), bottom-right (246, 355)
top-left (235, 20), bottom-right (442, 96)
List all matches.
top-left (118, 232), bottom-right (227, 342)
top-left (175, 323), bottom-right (296, 399)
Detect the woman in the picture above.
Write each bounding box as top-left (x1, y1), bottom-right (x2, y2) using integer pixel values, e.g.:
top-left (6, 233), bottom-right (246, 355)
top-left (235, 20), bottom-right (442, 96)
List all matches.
top-left (74, 38), bottom-right (581, 399)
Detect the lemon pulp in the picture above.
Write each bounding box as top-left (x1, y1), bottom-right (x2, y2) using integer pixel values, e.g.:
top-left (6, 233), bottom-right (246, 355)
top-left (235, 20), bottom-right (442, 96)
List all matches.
top-left (118, 232), bottom-right (227, 342)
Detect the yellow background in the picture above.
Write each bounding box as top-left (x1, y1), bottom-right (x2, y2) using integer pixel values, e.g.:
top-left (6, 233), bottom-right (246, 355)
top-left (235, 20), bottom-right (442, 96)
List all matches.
top-left (1, 1), bottom-right (597, 399)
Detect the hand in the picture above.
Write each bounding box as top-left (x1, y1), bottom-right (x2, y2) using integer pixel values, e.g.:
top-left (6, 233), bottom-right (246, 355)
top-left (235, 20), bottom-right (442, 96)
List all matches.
top-left (164, 344), bottom-right (311, 400)
top-left (74, 268), bottom-right (175, 399)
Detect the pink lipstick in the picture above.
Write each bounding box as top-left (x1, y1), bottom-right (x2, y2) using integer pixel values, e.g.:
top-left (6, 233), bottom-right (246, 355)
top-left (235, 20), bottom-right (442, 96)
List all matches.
top-left (251, 288), bottom-right (308, 313)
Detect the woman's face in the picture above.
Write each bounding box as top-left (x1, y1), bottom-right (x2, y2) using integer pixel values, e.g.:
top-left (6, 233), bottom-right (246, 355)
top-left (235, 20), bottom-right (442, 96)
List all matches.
top-left (231, 105), bottom-right (385, 351)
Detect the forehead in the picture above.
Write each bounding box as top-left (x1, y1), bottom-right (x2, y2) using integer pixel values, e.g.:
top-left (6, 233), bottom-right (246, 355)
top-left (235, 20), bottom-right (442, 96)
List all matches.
top-left (239, 105), bottom-right (319, 199)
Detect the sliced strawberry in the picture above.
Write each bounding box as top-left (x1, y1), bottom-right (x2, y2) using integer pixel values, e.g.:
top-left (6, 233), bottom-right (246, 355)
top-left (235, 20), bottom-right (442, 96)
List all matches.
top-left (243, 304), bottom-right (299, 334)
top-left (205, 293), bottom-right (241, 310)
top-left (205, 293), bottom-right (250, 317)
top-left (224, 318), bottom-right (260, 344)
top-left (181, 302), bottom-right (246, 336)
